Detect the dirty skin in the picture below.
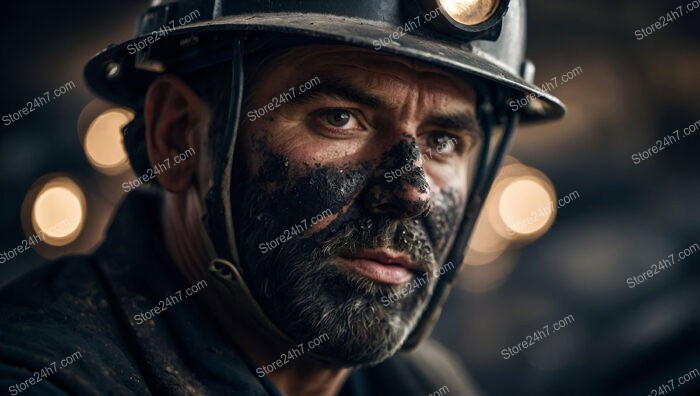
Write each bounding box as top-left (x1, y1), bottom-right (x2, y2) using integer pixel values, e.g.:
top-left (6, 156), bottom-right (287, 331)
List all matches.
top-left (229, 132), bottom-right (467, 364)
top-left (233, 132), bottom-right (465, 275)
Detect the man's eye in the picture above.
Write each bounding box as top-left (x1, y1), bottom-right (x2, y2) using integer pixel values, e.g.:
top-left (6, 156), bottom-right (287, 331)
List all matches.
top-left (427, 134), bottom-right (461, 155)
top-left (320, 109), bottom-right (361, 130)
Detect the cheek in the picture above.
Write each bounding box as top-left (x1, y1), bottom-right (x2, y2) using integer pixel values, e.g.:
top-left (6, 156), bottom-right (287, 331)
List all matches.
top-left (423, 188), bottom-right (466, 259)
top-left (239, 120), bottom-right (309, 185)
top-left (237, 122), bottom-right (266, 176)
top-left (425, 162), bottom-right (468, 199)
top-left (244, 145), bottom-right (374, 236)
top-left (282, 164), bottom-right (371, 223)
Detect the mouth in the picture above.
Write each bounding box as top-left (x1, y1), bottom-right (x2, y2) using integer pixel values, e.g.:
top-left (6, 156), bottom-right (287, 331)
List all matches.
top-left (337, 248), bottom-right (420, 285)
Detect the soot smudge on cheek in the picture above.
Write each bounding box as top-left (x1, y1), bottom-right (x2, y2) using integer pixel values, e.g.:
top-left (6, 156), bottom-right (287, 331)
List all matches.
top-left (236, 130), bottom-right (464, 264)
top-left (244, 145), bottom-right (374, 235)
top-left (422, 188), bottom-right (465, 263)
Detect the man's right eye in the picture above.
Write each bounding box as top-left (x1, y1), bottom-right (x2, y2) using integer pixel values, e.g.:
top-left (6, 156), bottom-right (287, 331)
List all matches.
top-left (318, 109), bottom-right (364, 131)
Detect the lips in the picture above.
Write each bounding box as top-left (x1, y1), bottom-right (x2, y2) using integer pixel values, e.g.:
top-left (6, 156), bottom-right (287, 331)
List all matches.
top-left (338, 248), bottom-right (419, 285)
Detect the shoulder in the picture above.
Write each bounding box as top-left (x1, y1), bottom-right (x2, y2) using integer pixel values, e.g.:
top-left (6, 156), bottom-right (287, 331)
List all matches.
top-left (365, 338), bottom-right (483, 396)
top-left (0, 256), bottom-right (148, 395)
top-left (0, 255), bottom-right (116, 340)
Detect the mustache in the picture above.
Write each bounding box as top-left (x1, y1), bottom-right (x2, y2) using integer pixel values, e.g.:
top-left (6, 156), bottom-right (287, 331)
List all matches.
top-left (237, 183), bottom-right (438, 275)
top-left (311, 215), bottom-right (437, 274)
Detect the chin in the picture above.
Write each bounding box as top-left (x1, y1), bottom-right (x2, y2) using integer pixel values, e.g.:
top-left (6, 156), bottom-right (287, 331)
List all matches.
top-left (253, 257), bottom-right (434, 367)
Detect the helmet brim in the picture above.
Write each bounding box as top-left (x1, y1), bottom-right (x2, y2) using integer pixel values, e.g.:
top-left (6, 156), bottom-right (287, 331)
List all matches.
top-left (85, 12), bottom-right (565, 122)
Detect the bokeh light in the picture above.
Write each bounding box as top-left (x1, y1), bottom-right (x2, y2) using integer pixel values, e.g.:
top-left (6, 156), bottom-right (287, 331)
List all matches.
top-left (464, 156), bottom-right (558, 266)
top-left (464, 209), bottom-right (510, 266)
top-left (30, 177), bottom-right (86, 246)
top-left (497, 176), bottom-right (556, 238)
top-left (82, 108), bottom-right (132, 175)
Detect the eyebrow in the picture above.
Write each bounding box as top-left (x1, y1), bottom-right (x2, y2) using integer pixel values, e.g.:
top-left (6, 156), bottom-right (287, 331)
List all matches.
top-left (425, 113), bottom-right (481, 136)
top-left (288, 77), bottom-right (385, 108)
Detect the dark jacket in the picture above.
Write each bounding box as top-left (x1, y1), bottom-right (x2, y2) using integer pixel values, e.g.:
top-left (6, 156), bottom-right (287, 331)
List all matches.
top-left (0, 190), bottom-right (479, 395)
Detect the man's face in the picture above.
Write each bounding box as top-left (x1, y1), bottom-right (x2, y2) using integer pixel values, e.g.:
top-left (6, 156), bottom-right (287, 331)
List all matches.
top-left (231, 45), bottom-right (482, 365)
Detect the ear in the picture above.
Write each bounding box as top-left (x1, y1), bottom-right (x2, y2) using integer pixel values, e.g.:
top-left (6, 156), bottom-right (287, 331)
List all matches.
top-left (144, 74), bottom-right (209, 193)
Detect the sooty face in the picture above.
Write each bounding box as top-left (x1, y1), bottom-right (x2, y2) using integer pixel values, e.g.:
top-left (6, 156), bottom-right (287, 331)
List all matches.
top-left (230, 45), bottom-right (482, 366)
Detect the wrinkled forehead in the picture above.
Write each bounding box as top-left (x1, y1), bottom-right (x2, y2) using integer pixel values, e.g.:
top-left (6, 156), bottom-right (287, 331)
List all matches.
top-left (253, 44), bottom-right (478, 106)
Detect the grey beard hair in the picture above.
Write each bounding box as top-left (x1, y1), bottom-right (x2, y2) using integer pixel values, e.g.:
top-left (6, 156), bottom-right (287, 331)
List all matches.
top-left (236, 191), bottom-right (438, 367)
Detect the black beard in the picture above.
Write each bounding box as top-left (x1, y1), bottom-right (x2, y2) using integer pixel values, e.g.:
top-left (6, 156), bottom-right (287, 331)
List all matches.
top-left (239, 201), bottom-right (436, 365)
top-left (231, 139), bottom-right (464, 366)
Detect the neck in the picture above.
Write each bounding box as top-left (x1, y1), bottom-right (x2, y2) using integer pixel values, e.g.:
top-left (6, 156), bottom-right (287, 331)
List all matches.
top-left (161, 189), bottom-right (351, 396)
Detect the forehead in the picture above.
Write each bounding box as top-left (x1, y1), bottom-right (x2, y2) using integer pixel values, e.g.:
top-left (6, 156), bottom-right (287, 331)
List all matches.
top-left (258, 45), bottom-right (477, 104)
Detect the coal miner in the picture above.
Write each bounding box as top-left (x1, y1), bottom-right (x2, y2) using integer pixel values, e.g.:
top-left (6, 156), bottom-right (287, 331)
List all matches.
top-left (0, 0), bottom-right (564, 395)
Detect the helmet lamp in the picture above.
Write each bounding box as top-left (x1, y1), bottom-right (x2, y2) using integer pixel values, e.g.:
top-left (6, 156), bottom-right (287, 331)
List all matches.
top-left (438, 0), bottom-right (501, 26)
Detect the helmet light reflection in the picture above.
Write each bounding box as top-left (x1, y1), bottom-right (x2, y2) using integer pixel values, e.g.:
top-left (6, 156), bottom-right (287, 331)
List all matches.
top-left (438, 0), bottom-right (501, 26)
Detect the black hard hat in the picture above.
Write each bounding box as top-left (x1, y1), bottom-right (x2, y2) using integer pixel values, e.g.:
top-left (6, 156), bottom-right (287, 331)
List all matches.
top-left (84, 0), bottom-right (565, 363)
top-left (86, 0), bottom-right (564, 121)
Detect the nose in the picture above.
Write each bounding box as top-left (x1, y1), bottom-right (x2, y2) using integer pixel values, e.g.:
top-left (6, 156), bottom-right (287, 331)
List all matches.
top-left (361, 139), bottom-right (431, 219)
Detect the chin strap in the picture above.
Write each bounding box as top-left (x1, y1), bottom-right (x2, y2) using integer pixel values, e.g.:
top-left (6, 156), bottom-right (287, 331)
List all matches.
top-left (402, 98), bottom-right (520, 349)
top-left (403, 59), bottom-right (535, 349)
top-left (201, 37), bottom-right (243, 265)
top-left (200, 37), bottom-right (346, 366)
top-left (208, 258), bottom-right (343, 365)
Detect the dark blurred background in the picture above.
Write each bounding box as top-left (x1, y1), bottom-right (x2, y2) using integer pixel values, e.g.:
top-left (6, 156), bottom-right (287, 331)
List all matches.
top-left (1, 1), bottom-right (698, 395)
